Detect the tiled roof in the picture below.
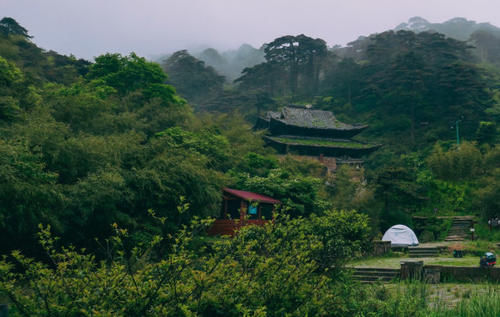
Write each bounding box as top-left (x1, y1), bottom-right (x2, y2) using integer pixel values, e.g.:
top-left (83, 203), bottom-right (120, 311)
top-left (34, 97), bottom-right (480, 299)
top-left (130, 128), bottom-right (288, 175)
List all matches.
top-left (223, 188), bottom-right (281, 204)
top-left (276, 107), bottom-right (360, 129)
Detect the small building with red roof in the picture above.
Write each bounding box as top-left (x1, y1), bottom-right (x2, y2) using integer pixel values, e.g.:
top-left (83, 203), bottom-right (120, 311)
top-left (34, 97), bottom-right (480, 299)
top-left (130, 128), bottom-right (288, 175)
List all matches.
top-left (208, 188), bottom-right (281, 236)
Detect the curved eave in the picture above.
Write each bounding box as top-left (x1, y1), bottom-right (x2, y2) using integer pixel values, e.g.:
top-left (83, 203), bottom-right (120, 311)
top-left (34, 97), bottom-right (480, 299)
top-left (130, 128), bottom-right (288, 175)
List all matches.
top-left (265, 136), bottom-right (381, 150)
top-left (264, 136), bottom-right (382, 158)
top-left (273, 118), bottom-right (368, 132)
top-left (269, 118), bottom-right (368, 139)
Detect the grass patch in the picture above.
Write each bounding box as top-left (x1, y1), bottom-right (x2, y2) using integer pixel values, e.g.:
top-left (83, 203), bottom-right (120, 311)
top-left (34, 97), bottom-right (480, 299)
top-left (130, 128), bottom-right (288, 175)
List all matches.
top-left (362, 282), bottom-right (500, 315)
top-left (349, 255), bottom-right (481, 268)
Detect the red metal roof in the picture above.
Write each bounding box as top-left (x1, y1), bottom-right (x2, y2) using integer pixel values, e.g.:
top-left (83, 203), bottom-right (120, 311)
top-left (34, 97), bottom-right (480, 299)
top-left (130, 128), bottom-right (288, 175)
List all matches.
top-left (223, 188), bottom-right (281, 205)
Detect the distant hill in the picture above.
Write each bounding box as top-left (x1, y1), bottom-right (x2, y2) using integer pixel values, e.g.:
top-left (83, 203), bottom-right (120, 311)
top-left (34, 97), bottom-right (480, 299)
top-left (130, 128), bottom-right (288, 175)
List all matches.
top-left (156, 44), bottom-right (264, 83)
top-left (194, 44), bottom-right (264, 82)
top-left (395, 16), bottom-right (500, 41)
top-left (333, 17), bottom-right (500, 64)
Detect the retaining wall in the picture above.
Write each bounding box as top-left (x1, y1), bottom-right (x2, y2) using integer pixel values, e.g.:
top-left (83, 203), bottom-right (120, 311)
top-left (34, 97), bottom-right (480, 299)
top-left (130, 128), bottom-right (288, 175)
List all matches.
top-left (424, 265), bottom-right (500, 282)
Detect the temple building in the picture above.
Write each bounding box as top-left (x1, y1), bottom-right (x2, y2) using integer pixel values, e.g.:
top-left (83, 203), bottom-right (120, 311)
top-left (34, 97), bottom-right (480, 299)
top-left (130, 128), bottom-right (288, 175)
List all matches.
top-left (255, 106), bottom-right (380, 172)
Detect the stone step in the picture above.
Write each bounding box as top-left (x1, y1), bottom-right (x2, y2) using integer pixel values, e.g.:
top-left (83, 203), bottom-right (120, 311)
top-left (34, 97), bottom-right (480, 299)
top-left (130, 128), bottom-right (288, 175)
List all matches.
top-left (354, 276), bottom-right (398, 282)
top-left (353, 267), bottom-right (400, 274)
top-left (445, 216), bottom-right (473, 241)
top-left (353, 271), bottom-right (399, 277)
top-left (447, 232), bottom-right (467, 236)
top-left (445, 238), bottom-right (465, 241)
top-left (409, 248), bottom-right (439, 256)
top-left (410, 254), bottom-right (439, 258)
top-left (352, 268), bottom-right (400, 283)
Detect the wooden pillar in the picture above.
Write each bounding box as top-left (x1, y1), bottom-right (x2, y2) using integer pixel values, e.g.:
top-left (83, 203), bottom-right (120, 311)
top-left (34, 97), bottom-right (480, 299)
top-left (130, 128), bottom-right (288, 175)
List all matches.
top-left (240, 200), bottom-right (247, 223)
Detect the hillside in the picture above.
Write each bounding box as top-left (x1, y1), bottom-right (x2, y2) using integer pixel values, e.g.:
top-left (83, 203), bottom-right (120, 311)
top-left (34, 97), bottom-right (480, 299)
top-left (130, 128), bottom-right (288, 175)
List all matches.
top-left (395, 16), bottom-right (500, 41)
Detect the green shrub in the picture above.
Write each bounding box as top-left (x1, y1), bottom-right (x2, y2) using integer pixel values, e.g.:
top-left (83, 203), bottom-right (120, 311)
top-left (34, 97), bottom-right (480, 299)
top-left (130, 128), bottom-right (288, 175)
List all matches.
top-left (0, 210), bottom-right (370, 316)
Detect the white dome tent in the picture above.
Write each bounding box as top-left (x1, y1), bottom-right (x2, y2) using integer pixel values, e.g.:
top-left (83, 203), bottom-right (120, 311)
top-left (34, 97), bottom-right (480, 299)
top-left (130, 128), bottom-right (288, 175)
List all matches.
top-left (382, 224), bottom-right (419, 247)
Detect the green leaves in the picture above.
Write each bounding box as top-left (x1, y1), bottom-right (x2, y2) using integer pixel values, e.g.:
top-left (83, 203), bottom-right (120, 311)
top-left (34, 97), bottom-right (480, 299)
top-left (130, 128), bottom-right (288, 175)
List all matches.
top-left (0, 210), bottom-right (369, 316)
top-left (427, 142), bottom-right (483, 181)
top-left (0, 17), bottom-right (31, 38)
top-left (162, 50), bottom-right (225, 105)
top-left (87, 53), bottom-right (177, 104)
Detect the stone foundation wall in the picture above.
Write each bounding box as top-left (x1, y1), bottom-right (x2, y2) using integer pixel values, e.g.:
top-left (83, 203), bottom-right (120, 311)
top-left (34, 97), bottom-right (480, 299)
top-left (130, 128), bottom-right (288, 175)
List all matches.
top-left (423, 265), bottom-right (500, 282)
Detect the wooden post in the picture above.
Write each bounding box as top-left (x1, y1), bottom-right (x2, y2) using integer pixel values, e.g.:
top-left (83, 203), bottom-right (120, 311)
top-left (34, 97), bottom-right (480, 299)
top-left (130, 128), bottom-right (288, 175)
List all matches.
top-left (400, 261), bottom-right (423, 281)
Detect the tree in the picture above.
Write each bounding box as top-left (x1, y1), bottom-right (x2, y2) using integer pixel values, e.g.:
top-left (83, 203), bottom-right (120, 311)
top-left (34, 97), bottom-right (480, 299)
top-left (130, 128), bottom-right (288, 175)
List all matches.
top-left (0, 17), bottom-right (31, 38)
top-left (427, 142), bottom-right (483, 181)
top-left (162, 50), bottom-right (225, 106)
top-left (324, 30), bottom-right (492, 148)
top-left (264, 34), bottom-right (327, 98)
top-left (0, 56), bottom-right (23, 121)
top-left (322, 57), bottom-right (360, 106)
top-left (374, 166), bottom-right (426, 219)
top-left (476, 121), bottom-right (497, 144)
top-left (87, 53), bottom-right (177, 103)
top-left (235, 62), bottom-right (283, 96)
top-left (469, 30), bottom-right (500, 65)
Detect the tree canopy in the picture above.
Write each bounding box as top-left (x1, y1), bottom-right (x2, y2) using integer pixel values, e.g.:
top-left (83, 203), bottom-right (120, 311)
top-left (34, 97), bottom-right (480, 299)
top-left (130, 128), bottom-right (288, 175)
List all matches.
top-left (0, 17), bottom-right (31, 38)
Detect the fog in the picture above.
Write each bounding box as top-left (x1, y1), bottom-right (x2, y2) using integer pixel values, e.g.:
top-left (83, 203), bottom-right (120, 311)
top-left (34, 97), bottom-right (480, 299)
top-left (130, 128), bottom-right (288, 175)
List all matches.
top-left (3, 0), bottom-right (500, 60)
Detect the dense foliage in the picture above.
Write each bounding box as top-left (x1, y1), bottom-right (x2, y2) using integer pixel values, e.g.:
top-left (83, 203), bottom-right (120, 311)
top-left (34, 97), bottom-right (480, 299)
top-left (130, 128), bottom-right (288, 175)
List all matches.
top-left (162, 50), bottom-right (225, 107)
top-left (0, 210), bottom-right (369, 316)
top-left (0, 23), bottom-right (271, 256)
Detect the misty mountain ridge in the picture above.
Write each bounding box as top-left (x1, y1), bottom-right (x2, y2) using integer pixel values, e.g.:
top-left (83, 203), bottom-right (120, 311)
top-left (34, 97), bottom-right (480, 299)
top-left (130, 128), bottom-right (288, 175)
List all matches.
top-left (395, 16), bottom-right (500, 41)
top-left (157, 44), bottom-right (264, 82)
top-left (194, 44), bottom-right (264, 81)
top-left (158, 16), bottom-right (500, 83)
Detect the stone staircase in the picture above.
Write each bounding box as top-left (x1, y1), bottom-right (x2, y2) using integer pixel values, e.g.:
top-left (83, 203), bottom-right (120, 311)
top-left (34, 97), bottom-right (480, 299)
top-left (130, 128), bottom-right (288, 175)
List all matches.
top-left (409, 246), bottom-right (439, 257)
top-left (445, 216), bottom-right (474, 242)
top-left (352, 267), bottom-right (400, 283)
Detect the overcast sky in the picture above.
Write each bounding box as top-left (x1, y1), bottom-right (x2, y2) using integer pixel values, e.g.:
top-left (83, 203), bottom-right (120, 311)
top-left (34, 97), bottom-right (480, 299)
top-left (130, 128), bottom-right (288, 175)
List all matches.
top-left (3, 0), bottom-right (500, 60)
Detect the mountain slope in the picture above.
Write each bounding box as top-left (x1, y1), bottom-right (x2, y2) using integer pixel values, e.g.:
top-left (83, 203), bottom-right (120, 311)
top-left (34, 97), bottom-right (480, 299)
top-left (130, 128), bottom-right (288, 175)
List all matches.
top-left (395, 16), bottom-right (500, 41)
